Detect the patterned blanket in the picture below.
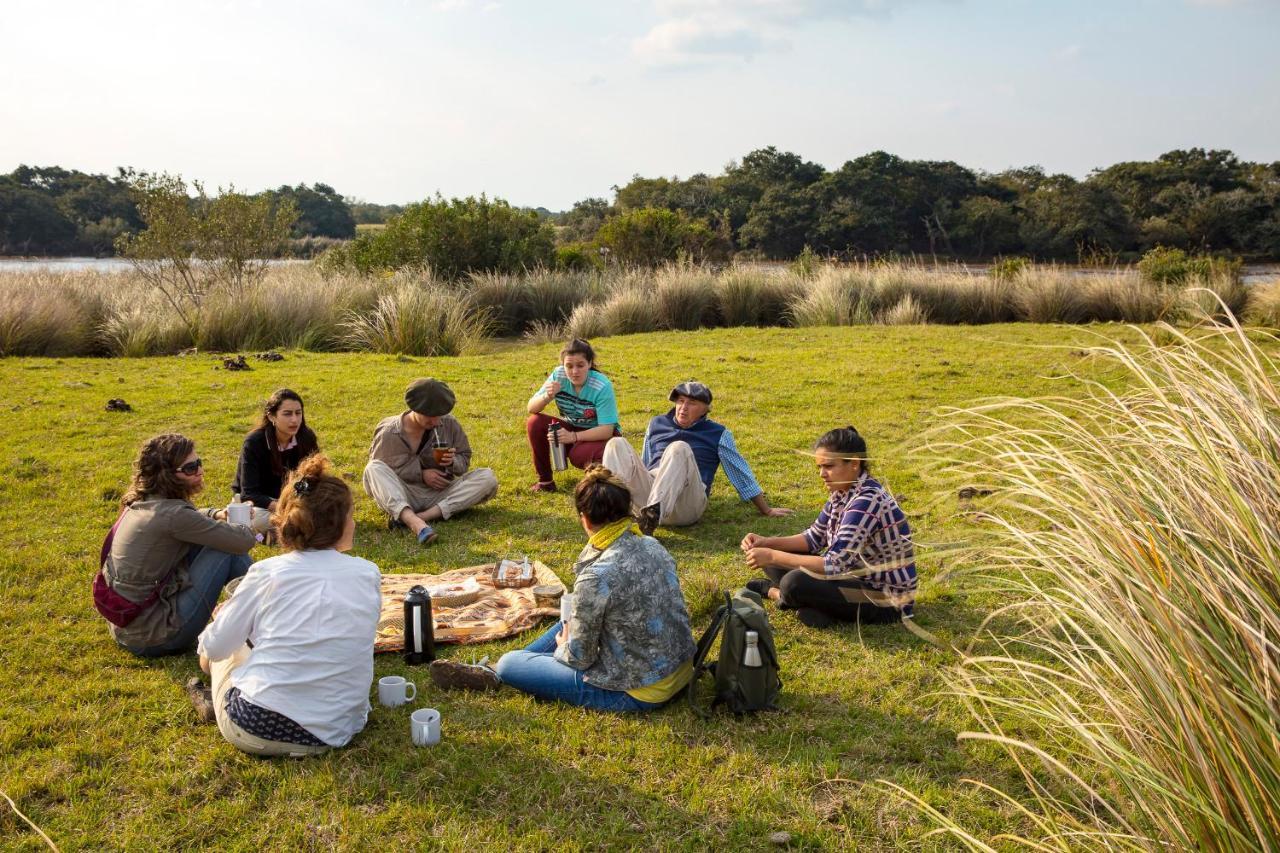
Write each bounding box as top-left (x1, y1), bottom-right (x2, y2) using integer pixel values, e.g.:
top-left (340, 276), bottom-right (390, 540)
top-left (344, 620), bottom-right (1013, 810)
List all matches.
top-left (375, 561), bottom-right (564, 652)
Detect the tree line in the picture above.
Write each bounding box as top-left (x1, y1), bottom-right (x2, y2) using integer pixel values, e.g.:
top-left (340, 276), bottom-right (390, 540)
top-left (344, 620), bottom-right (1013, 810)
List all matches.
top-left (559, 147), bottom-right (1280, 263)
top-left (0, 166), bottom-right (359, 256)
top-left (4, 148), bottom-right (1277, 261)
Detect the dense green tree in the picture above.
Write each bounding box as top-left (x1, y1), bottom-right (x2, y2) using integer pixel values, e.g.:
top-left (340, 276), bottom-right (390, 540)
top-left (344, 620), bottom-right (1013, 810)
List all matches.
top-left (331, 195), bottom-right (555, 279)
top-left (596, 207), bottom-right (724, 266)
top-left (274, 183), bottom-right (355, 238)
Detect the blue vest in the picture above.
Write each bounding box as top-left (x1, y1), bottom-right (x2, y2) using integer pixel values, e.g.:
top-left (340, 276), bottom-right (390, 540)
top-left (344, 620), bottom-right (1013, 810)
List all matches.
top-left (647, 411), bottom-right (724, 493)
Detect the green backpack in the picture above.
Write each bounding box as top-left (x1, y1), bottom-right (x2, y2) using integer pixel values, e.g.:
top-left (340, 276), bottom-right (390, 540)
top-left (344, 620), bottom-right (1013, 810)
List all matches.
top-left (688, 589), bottom-right (782, 715)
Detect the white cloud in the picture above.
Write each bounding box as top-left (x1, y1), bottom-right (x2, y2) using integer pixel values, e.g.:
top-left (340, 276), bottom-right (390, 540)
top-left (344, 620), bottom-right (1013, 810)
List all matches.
top-left (633, 0), bottom-right (920, 66)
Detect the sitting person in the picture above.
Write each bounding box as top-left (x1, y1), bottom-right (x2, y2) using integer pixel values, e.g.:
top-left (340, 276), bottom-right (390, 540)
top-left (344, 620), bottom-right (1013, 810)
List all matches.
top-left (603, 380), bottom-right (792, 534)
top-left (197, 455), bottom-right (382, 757)
top-left (741, 426), bottom-right (916, 628)
top-left (231, 388), bottom-right (319, 514)
top-left (362, 377), bottom-right (498, 545)
top-left (525, 338), bottom-right (620, 492)
top-left (430, 466), bottom-right (696, 712)
top-left (99, 434), bottom-right (258, 657)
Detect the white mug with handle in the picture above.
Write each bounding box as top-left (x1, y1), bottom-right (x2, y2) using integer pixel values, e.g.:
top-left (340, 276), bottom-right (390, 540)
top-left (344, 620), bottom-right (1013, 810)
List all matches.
top-left (411, 708), bottom-right (441, 746)
top-left (377, 675), bottom-right (417, 707)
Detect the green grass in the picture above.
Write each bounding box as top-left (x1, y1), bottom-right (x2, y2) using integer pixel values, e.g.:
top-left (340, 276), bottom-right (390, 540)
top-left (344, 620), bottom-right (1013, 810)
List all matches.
top-left (1, 325), bottom-right (1146, 850)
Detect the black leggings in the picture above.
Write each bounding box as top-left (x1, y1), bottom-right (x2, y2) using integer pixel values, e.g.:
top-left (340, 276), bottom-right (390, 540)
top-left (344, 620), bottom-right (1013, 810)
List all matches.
top-left (764, 567), bottom-right (901, 624)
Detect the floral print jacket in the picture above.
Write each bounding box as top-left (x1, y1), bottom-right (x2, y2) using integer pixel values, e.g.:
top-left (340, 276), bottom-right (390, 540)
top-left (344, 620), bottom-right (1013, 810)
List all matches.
top-left (556, 531), bottom-right (696, 692)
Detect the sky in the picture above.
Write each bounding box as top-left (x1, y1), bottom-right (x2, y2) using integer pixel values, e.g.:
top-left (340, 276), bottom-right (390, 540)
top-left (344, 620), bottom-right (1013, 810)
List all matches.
top-left (2, 0), bottom-right (1278, 210)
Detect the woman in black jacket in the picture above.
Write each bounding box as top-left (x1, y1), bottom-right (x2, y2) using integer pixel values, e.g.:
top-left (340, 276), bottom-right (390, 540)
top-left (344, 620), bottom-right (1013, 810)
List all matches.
top-left (232, 389), bottom-right (319, 512)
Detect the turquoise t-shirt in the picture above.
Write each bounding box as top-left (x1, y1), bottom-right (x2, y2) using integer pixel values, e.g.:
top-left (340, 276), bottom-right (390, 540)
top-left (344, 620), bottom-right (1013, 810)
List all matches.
top-left (540, 367), bottom-right (619, 429)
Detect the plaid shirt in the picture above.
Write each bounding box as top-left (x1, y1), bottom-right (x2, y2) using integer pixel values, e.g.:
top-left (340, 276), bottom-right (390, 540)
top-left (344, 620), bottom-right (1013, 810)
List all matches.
top-left (802, 473), bottom-right (917, 613)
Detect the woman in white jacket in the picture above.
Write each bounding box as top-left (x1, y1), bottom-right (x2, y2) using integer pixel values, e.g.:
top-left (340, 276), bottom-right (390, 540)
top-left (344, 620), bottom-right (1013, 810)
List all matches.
top-left (197, 454), bottom-right (382, 757)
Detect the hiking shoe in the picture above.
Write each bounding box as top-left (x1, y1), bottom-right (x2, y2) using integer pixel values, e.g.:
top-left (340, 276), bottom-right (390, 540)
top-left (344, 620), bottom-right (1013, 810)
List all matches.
top-left (530, 481), bottom-right (558, 493)
top-left (417, 524), bottom-right (438, 545)
top-left (796, 607), bottom-right (835, 629)
top-left (186, 677), bottom-right (216, 723)
top-left (429, 659), bottom-right (501, 692)
top-left (637, 502), bottom-right (661, 536)
top-left (745, 578), bottom-right (776, 599)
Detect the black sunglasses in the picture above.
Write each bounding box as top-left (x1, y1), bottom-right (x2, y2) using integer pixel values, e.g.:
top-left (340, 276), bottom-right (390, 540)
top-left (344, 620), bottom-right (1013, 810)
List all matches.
top-left (176, 458), bottom-right (204, 475)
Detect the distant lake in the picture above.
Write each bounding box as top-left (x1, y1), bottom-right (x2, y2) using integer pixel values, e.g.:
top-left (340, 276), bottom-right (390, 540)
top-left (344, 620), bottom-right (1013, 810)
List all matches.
top-left (1, 256), bottom-right (1276, 283)
top-left (0, 257), bottom-right (309, 273)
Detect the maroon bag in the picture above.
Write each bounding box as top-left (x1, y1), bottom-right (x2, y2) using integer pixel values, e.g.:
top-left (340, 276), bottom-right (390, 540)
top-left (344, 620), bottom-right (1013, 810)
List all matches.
top-left (92, 509), bottom-right (173, 628)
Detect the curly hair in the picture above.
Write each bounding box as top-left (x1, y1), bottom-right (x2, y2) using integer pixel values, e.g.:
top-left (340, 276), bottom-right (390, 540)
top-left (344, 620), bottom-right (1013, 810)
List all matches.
top-left (574, 464), bottom-right (632, 526)
top-left (273, 454), bottom-right (352, 551)
top-left (122, 434), bottom-right (197, 507)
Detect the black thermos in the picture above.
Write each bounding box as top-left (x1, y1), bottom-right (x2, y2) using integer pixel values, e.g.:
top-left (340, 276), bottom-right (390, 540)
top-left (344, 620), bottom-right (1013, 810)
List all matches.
top-left (403, 585), bottom-right (435, 664)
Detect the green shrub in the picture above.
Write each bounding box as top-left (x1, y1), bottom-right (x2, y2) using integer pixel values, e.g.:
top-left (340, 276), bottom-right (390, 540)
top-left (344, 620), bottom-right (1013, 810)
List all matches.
top-left (596, 208), bottom-right (721, 267)
top-left (988, 256), bottom-right (1030, 281)
top-left (555, 243), bottom-right (603, 271)
top-left (788, 245), bottom-right (821, 279)
top-left (1138, 246), bottom-right (1242, 287)
top-left (331, 195), bottom-right (555, 279)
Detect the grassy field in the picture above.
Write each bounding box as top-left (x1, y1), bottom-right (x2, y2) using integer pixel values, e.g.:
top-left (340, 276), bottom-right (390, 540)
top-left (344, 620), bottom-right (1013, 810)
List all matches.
top-left (1, 324), bottom-right (1144, 850)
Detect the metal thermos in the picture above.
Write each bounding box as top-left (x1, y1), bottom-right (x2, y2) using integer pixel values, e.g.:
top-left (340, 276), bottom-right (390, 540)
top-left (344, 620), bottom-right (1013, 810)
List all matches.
top-left (403, 585), bottom-right (435, 665)
top-left (743, 631), bottom-right (762, 667)
top-left (548, 424), bottom-right (568, 472)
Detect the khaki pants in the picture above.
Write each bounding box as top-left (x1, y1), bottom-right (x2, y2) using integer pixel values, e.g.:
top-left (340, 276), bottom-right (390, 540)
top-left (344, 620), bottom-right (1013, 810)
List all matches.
top-left (210, 644), bottom-right (330, 758)
top-left (362, 460), bottom-right (498, 521)
top-left (602, 438), bottom-right (707, 527)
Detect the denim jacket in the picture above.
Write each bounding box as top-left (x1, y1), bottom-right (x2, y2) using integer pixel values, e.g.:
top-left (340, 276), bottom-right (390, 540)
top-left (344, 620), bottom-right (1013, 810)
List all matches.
top-left (556, 531), bottom-right (696, 692)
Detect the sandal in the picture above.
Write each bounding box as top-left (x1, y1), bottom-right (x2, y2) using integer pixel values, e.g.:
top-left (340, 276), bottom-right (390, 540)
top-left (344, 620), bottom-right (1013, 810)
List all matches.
top-left (529, 481), bottom-right (558, 493)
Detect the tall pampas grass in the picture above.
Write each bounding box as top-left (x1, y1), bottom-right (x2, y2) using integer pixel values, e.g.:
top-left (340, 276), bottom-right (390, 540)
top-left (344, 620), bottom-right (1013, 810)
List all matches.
top-left (886, 310), bottom-right (1280, 851)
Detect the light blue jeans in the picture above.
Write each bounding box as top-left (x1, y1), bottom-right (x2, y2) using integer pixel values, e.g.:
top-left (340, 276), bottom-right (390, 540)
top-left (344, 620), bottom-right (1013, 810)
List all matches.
top-left (494, 623), bottom-right (662, 713)
top-left (132, 546), bottom-right (252, 658)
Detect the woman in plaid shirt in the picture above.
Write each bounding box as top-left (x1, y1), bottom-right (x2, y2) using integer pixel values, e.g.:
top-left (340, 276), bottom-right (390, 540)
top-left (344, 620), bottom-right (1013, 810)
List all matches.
top-left (741, 427), bottom-right (916, 628)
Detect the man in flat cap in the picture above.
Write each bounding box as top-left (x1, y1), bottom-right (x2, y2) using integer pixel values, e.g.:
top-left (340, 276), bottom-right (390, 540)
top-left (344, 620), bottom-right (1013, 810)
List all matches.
top-left (363, 378), bottom-right (498, 544)
top-left (602, 380), bottom-right (791, 534)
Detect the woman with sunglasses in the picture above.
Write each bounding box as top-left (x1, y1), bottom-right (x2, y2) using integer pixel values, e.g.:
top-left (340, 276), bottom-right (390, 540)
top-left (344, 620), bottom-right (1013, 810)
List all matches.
top-left (99, 434), bottom-right (258, 657)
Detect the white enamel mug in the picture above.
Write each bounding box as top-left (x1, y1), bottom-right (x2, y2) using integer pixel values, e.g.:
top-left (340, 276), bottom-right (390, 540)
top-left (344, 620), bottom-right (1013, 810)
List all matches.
top-left (226, 502), bottom-right (252, 526)
top-left (411, 708), bottom-right (441, 746)
top-left (377, 675), bottom-right (417, 707)
top-left (560, 593), bottom-right (574, 626)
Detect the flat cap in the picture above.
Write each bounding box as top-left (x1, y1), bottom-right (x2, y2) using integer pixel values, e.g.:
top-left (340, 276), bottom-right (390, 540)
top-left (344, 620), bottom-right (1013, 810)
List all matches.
top-left (669, 381), bottom-right (712, 405)
top-left (405, 378), bottom-right (456, 416)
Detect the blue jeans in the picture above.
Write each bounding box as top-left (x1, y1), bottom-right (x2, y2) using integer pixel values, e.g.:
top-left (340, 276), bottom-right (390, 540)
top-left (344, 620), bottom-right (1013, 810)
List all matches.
top-left (494, 623), bottom-right (661, 713)
top-left (133, 546), bottom-right (252, 658)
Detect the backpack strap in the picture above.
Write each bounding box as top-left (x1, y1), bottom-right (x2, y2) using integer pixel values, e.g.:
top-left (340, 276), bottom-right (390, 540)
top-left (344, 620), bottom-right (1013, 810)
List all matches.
top-left (687, 595), bottom-right (731, 718)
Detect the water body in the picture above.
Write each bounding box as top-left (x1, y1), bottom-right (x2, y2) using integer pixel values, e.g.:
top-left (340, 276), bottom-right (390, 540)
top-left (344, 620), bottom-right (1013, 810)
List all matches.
top-left (0, 257), bottom-right (307, 273)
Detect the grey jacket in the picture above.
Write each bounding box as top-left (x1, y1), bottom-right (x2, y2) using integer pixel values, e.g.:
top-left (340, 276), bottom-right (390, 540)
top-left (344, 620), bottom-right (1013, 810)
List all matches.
top-left (556, 531), bottom-right (696, 692)
top-left (103, 498), bottom-right (256, 650)
top-left (368, 413), bottom-right (472, 485)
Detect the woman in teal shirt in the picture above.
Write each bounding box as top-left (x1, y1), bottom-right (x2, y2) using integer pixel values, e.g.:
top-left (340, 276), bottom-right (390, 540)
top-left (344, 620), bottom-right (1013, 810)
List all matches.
top-left (525, 338), bottom-right (620, 493)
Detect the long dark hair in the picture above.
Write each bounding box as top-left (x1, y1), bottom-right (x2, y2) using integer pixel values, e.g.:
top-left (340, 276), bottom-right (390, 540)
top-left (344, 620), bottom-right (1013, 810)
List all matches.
top-left (252, 388), bottom-right (319, 476)
top-left (814, 426), bottom-right (870, 475)
top-left (122, 434), bottom-right (197, 506)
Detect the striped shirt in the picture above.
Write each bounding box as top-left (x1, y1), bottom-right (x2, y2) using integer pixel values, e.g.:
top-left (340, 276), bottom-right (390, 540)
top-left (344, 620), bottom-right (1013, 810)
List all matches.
top-left (802, 473), bottom-right (917, 614)
top-left (540, 367), bottom-right (619, 430)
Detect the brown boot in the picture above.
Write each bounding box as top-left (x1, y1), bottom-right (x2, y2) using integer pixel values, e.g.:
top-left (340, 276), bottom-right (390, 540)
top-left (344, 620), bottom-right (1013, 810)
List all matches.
top-left (186, 677), bottom-right (216, 723)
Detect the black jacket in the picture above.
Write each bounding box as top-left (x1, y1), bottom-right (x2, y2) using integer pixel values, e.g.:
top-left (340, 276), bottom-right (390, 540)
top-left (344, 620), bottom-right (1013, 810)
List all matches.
top-left (231, 427), bottom-right (314, 507)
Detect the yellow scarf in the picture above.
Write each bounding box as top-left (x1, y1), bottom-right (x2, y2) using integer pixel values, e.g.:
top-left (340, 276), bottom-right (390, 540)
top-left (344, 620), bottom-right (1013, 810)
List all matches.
top-left (587, 517), bottom-right (640, 551)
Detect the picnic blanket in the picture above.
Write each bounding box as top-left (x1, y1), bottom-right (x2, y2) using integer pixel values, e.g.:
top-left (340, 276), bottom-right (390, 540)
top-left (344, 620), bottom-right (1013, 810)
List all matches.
top-left (375, 561), bottom-right (564, 652)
